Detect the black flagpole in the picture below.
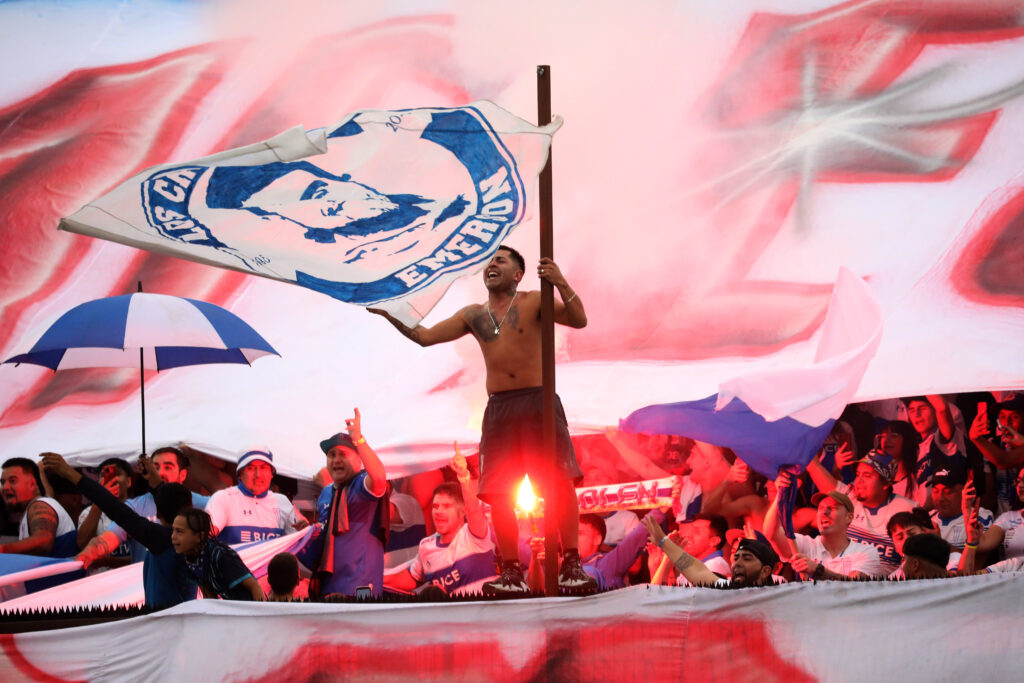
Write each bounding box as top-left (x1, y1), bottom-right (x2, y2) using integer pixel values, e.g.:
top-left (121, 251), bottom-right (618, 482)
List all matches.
top-left (537, 65), bottom-right (559, 597)
top-left (138, 281), bottom-right (146, 457)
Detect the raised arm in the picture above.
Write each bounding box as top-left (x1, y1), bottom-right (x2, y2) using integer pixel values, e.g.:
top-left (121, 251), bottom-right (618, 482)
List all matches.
top-left (969, 412), bottom-right (1024, 469)
top-left (641, 512), bottom-right (720, 586)
top-left (451, 443), bottom-right (487, 539)
top-left (604, 428), bottom-right (672, 480)
top-left (41, 453), bottom-right (169, 557)
top-left (367, 307), bottom-right (471, 347)
top-left (347, 409), bottom-right (387, 497)
top-left (537, 258), bottom-right (586, 329)
top-left (762, 471), bottom-right (797, 562)
top-left (927, 395), bottom-right (956, 442)
top-left (77, 504), bottom-right (105, 550)
top-left (805, 452), bottom-right (839, 496)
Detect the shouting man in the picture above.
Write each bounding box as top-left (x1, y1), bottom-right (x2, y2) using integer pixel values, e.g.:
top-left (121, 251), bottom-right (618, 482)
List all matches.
top-left (371, 245), bottom-right (593, 594)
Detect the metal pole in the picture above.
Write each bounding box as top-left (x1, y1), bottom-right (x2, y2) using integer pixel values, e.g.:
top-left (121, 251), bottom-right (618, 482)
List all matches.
top-left (138, 281), bottom-right (146, 456)
top-left (537, 64), bottom-right (559, 597)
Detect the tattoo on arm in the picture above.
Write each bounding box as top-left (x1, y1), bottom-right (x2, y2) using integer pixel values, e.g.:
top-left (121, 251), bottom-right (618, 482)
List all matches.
top-left (28, 503), bottom-right (58, 540)
top-left (672, 553), bottom-right (695, 572)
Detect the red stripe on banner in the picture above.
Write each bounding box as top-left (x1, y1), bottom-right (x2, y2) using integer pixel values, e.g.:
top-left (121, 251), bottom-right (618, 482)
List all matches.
top-left (233, 618), bottom-right (815, 682)
top-left (0, 634), bottom-right (84, 683)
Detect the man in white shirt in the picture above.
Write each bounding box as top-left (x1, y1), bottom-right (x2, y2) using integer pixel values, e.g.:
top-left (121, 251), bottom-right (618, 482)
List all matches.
top-left (206, 449), bottom-right (302, 544)
top-left (384, 447), bottom-right (496, 596)
top-left (806, 449), bottom-right (914, 573)
top-left (764, 476), bottom-right (882, 580)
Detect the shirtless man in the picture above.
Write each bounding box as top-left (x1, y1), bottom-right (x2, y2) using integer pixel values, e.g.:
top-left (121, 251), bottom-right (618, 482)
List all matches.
top-left (370, 245), bottom-right (593, 594)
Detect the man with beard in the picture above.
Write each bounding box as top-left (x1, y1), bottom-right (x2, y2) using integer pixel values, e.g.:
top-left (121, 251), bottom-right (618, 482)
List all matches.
top-left (0, 458), bottom-right (76, 557)
top-left (641, 513), bottom-right (780, 588)
top-left (370, 245), bottom-right (594, 595)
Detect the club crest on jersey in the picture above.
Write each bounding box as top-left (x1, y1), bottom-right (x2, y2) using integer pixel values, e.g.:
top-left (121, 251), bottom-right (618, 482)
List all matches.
top-left (140, 106), bottom-right (526, 306)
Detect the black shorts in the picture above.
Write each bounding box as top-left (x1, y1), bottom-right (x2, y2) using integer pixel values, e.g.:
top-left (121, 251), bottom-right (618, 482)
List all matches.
top-left (477, 387), bottom-right (582, 503)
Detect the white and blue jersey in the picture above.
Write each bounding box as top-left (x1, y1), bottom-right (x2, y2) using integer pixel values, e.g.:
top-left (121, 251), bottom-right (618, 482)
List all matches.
top-left (930, 507), bottom-right (994, 551)
top-left (206, 486), bottom-right (298, 545)
top-left (108, 491), bottom-right (209, 563)
top-left (20, 497), bottom-right (77, 557)
top-left (993, 509), bottom-right (1024, 559)
top-left (411, 523), bottom-right (496, 595)
top-left (836, 482), bottom-right (914, 573)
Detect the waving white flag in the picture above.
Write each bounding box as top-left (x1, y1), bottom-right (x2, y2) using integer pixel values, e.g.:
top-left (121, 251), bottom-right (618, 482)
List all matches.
top-left (60, 102), bottom-right (560, 326)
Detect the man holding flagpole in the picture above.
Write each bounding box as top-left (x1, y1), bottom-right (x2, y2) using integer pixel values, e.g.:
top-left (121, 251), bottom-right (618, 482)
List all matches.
top-left (370, 245), bottom-right (595, 594)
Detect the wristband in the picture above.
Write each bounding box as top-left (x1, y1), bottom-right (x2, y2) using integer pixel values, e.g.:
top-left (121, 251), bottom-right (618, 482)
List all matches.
top-left (564, 292), bottom-right (577, 305)
top-left (353, 436), bottom-right (366, 446)
top-left (658, 535), bottom-right (669, 548)
top-left (964, 542), bottom-right (978, 550)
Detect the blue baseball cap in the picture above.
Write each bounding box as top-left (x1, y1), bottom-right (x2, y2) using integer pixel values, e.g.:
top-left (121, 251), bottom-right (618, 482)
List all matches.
top-left (320, 432), bottom-right (357, 454)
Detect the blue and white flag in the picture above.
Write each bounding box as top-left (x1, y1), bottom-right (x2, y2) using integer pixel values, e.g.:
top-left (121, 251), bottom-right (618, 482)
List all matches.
top-left (60, 102), bottom-right (561, 326)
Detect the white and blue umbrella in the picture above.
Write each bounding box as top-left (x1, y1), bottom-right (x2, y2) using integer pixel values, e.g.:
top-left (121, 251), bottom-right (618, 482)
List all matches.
top-left (4, 291), bottom-right (279, 454)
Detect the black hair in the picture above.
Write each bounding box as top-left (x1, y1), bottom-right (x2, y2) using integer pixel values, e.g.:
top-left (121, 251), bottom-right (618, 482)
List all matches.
top-left (690, 513), bottom-right (729, 550)
top-left (886, 510), bottom-right (933, 537)
top-left (151, 447), bottom-right (190, 471)
top-left (880, 420), bottom-right (921, 495)
top-left (1, 458), bottom-right (43, 497)
top-left (99, 457), bottom-right (133, 478)
top-left (497, 244), bottom-right (526, 272)
top-left (267, 552), bottom-right (300, 596)
top-left (153, 484), bottom-right (194, 526)
top-left (579, 514), bottom-right (607, 543)
top-left (432, 482), bottom-right (465, 506)
top-left (174, 506), bottom-right (212, 538)
top-left (903, 533), bottom-right (951, 568)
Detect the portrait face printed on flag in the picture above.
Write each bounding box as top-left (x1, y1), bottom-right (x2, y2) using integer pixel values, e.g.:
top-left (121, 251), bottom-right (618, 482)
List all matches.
top-left (140, 106), bottom-right (528, 306)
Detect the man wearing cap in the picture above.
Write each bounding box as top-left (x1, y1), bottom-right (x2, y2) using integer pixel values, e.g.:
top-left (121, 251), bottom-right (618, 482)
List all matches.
top-left (764, 472), bottom-right (883, 579)
top-left (928, 467), bottom-right (993, 552)
top-left (642, 513), bottom-right (780, 588)
top-left (806, 449), bottom-right (914, 573)
top-left (311, 408), bottom-right (390, 598)
top-left (969, 395), bottom-right (1024, 514)
top-left (206, 448), bottom-right (303, 544)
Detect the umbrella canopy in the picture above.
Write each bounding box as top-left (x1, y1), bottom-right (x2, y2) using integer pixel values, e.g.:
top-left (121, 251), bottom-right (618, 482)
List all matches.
top-left (3, 292), bottom-right (279, 456)
top-left (4, 293), bottom-right (278, 371)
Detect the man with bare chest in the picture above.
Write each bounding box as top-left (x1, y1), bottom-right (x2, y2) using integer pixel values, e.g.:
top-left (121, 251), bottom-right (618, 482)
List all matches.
top-left (370, 245), bottom-right (595, 594)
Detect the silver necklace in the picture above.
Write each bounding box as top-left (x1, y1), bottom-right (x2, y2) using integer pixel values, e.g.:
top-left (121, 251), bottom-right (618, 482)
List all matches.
top-left (486, 291), bottom-right (519, 335)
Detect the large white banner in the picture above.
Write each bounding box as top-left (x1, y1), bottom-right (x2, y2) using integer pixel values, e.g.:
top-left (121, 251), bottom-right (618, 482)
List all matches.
top-left (1, 577), bottom-right (1021, 681)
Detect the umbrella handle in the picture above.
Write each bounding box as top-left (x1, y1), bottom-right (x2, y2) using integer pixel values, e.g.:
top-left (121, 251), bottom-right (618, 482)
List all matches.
top-left (140, 347), bottom-right (146, 457)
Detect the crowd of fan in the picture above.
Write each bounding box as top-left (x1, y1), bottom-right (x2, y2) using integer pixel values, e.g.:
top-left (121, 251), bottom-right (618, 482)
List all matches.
top-left (1, 393), bottom-right (1021, 606)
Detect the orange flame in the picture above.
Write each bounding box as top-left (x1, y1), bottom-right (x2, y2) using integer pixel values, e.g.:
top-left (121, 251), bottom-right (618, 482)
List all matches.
top-left (516, 475), bottom-right (537, 514)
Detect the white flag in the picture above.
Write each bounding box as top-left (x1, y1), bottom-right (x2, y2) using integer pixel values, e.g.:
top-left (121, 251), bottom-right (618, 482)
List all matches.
top-left (60, 101), bottom-right (561, 325)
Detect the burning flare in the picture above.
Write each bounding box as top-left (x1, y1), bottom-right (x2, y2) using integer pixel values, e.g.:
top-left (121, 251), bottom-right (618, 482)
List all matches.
top-left (516, 475), bottom-right (538, 515)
